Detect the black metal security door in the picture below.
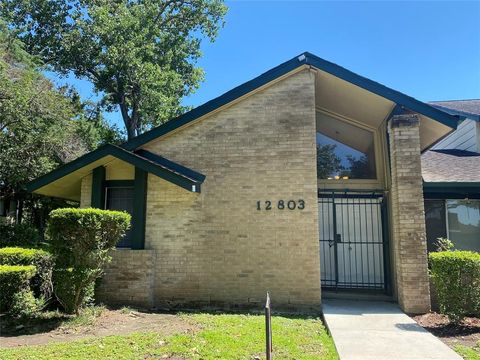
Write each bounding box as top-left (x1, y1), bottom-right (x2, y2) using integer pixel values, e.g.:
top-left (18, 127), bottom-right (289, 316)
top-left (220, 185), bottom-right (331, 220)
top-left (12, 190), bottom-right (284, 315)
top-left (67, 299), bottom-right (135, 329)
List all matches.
top-left (319, 192), bottom-right (389, 292)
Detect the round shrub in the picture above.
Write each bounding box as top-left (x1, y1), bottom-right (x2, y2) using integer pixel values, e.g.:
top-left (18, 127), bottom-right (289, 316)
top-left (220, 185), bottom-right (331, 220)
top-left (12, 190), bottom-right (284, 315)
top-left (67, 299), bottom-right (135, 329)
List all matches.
top-left (0, 265), bottom-right (36, 311)
top-left (48, 208), bottom-right (131, 314)
top-left (9, 289), bottom-right (44, 318)
top-left (0, 247), bottom-right (53, 299)
top-left (429, 251), bottom-right (480, 323)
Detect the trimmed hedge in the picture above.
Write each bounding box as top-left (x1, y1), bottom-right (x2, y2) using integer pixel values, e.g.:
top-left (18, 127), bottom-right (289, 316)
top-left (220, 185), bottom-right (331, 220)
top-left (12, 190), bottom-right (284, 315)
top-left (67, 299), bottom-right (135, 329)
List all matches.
top-left (429, 251), bottom-right (480, 323)
top-left (0, 247), bottom-right (53, 299)
top-left (0, 265), bottom-right (36, 311)
top-left (48, 208), bottom-right (131, 314)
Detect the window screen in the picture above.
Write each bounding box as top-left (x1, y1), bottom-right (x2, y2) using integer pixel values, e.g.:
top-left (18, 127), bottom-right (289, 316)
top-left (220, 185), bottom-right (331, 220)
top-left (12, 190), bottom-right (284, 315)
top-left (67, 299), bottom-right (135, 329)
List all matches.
top-left (105, 187), bottom-right (134, 248)
top-left (447, 200), bottom-right (480, 252)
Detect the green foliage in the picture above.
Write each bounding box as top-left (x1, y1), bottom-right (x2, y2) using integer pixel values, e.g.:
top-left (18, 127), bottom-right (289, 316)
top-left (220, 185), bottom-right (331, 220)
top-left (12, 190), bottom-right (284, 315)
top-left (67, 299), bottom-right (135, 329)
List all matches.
top-left (434, 237), bottom-right (455, 252)
top-left (0, 264), bottom-right (36, 311)
top-left (0, 22), bottom-right (78, 199)
top-left (0, 23), bottom-right (120, 226)
top-left (2, 0), bottom-right (228, 139)
top-left (48, 208), bottom-right (131, 314)
top-left (0, 247), bottom-right (53, 299)
top-left (429, 251), bottom-right (480, 323)
top-left (9, 289), bottom-right (44, 318)
top-left (0, 222), bottom-right (41, 247)
top-left (317, 144), bottom-right (342, 179)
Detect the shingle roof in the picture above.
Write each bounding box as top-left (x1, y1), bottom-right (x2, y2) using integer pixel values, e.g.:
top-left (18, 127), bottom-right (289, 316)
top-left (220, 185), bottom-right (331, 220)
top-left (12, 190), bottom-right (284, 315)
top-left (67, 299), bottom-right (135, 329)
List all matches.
top-left (429, 99), bottom-right (480, 120)
top-left (422, 149), bottom-right (480, 183)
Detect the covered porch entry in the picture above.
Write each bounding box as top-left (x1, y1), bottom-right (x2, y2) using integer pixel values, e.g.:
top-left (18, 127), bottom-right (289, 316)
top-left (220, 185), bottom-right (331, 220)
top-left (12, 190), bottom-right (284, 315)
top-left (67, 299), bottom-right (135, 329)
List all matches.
top-left (310, 54), bottom-right (459, 311)
top-left (318, 190), bottom-right (390, 294)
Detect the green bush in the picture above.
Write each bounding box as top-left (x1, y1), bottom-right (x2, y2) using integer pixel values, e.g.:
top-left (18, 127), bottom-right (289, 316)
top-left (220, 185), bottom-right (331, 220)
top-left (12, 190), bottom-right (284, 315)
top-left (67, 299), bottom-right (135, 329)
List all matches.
top-left (0, 247), bottom-right (53, 299)
top-left (48, 208), bottom-right (130, 314)
top-left (0, 223), bottom-right (41, 248)
top-left (0, 265), bottom-right (36, 311)
top-left (429, 251), bottom-right (480, 323)
top-left (9, 289), bottom-right (45, 318)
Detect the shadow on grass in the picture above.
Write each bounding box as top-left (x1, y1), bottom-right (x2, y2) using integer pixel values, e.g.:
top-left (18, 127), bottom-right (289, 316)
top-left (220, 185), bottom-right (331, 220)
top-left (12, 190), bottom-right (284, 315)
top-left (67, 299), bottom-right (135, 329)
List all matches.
top-left (0, 302), bottom-right (323, 339)
top-left (0, 312), bottom-right (70, 337)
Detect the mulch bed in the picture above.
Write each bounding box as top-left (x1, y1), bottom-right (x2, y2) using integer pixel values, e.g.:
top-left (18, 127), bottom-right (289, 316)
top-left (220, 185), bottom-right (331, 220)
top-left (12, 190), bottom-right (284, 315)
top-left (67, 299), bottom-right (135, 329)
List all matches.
top-left (413, 312), bottom-right (480, 348)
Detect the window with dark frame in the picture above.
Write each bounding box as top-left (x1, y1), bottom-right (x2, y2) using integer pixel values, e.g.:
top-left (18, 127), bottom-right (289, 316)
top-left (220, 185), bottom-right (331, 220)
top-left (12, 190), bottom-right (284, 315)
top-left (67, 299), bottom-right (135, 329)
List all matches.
top-left (105, 187), bottom-right (134, 248)
top-left (425, 199), bottom-right (480, 253)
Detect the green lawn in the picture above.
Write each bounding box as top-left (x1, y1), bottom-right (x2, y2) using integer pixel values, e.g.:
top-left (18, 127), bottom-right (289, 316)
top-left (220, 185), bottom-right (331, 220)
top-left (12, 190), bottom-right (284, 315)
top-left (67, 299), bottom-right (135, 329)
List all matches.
top-left (455, 341), bottom-right (480, 360)
top-left (0, 313), bottom-right (338, 360)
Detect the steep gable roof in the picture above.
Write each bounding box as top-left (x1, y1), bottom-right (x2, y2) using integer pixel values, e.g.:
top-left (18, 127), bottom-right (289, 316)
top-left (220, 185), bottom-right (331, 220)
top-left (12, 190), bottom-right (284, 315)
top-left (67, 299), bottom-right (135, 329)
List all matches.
top-left (26, 144), bottom-right (205, 196)
top-left (122, 52), bottom-right (459, 150)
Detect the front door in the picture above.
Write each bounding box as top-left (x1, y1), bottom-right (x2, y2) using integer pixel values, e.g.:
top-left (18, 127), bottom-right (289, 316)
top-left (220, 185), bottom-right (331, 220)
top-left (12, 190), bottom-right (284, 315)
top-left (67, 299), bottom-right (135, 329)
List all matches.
top-left (319, 192), bottom-right (389, 292)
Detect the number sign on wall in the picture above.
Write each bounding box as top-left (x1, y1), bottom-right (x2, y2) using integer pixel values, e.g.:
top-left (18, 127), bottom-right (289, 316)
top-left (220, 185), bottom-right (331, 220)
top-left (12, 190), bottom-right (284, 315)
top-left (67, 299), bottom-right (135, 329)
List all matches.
top-left (256, 200), bottom-right (305, 211)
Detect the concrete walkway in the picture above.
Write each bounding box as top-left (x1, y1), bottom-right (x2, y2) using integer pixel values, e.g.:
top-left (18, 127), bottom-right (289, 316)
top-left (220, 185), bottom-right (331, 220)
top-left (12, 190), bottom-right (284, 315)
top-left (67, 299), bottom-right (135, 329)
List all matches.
top-left (322, 299), bottom-right (462, 360)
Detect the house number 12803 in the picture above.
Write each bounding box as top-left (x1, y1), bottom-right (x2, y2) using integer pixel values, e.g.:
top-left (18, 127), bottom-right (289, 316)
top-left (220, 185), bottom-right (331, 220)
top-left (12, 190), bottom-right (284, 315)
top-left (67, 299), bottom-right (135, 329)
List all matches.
top-left (256, 200), bottom-right (305, 211)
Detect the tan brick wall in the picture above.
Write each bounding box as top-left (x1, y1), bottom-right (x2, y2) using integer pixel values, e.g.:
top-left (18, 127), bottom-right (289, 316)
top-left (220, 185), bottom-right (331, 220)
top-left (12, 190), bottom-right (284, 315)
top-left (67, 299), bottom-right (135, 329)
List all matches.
top-left (388, 114), bottom-right (430, 314)
top-left (142, 69), bottom-right (321, 308)
top-left (96, 249), bottom-right (155, 308)
top-left (80, 174), bottom-right (92, 208)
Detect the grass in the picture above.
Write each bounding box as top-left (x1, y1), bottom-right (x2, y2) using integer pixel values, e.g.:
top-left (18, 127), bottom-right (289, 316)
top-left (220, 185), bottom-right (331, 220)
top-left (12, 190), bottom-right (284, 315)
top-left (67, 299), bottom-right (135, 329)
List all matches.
top-left (0, 313), bottom-right (338, 360)
top-left (455, 341), bottom-right (480, 360)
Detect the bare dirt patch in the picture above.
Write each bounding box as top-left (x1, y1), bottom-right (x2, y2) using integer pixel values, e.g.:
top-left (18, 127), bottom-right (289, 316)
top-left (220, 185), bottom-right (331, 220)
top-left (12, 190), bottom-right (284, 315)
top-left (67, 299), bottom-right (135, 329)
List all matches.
top-left (0, 308), bottom-right (198, 348)
top-left (413, 312), bottom-right (480, 348)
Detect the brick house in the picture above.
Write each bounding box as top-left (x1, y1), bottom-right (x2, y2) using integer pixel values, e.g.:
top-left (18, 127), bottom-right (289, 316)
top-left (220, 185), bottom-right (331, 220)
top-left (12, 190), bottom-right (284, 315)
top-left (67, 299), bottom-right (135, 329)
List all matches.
top-left (27, 53), bottom-right (465, 314)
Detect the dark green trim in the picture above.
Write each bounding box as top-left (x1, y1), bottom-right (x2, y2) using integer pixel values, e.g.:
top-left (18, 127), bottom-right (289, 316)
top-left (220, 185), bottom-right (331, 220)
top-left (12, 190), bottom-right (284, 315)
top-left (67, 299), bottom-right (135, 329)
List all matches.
top-left (135, 149), bottom-right (206, 182)
top-left (423, 182), bottom-right (480, 199)
top-left (131, 167), bottom-right (147, 249)
top-left (26, 144), bottom-right (204, 194)
top-left (91, 166), bottom-right (105, 208)
top-left (122, 52), bottom-right (459, 150)
top-left (104, 180), bottom-right (134, 188)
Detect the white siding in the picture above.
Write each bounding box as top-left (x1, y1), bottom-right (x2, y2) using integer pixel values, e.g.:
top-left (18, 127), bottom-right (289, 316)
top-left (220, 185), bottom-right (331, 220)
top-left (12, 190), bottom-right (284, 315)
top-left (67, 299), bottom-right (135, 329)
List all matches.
top-left (432, 118), bottom-right (479, 152)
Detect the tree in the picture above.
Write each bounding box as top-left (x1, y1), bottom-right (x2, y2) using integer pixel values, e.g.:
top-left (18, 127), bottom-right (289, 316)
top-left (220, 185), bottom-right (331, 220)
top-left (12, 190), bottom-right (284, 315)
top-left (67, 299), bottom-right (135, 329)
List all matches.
top-left (0, 23), bottom-right (77, 206)
top-left (0, 23), bottom-right (118, 226)
top-left (316, 144), bottom-right (343, 179)
top-left (1, 0), bottom-right (227, 139)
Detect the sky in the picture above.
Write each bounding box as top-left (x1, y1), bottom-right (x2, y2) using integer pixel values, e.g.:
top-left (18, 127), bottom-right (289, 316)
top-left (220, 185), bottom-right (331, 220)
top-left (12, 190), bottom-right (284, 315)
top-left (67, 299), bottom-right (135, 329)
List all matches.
top-left (47, 1), bottom-right (480, 128)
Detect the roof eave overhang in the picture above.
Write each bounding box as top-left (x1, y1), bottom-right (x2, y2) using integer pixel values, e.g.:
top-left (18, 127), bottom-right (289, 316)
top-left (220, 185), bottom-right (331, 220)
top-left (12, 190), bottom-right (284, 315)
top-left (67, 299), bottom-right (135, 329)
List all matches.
top-left (122, 52), bottom-right (459, 151)
top-left (26, 144), bottom-right (204, 198)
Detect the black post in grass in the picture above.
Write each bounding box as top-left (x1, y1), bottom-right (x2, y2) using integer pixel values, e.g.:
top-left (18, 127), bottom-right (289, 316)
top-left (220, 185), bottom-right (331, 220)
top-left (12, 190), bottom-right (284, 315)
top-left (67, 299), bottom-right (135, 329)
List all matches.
top-left (265, 292), bottom-right (272, 360)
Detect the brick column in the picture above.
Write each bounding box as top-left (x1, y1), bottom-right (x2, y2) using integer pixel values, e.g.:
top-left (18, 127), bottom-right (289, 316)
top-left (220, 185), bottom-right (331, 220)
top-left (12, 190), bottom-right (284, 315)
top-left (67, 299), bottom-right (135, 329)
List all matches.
top-left (388, 114), bottom-right (430, 314)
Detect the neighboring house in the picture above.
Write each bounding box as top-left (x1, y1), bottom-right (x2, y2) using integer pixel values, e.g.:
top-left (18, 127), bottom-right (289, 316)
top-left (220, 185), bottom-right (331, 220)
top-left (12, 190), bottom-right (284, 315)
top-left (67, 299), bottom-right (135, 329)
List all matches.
top-left (27, 52), bottom-right (463, 314)
top-left (422, 100), bottom-right (480, 253)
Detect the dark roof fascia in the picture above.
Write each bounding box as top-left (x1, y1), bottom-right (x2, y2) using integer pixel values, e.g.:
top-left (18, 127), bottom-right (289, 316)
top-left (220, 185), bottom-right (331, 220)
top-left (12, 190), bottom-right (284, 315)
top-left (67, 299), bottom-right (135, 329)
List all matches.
top-left (423, 181), bottom-right (480, 193)
top-left (303, 52), bottom-right (460, 129)
top-left (429, 104), bottom-right (480, 122)
top-left (135, 149), bottom-right (206, 183)
top-left (121, 52), bottom-right (459, 151)
top-left (423, 182), bottom-right (480, 199)
top-left (26, 144), bottom-right (203, 194)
